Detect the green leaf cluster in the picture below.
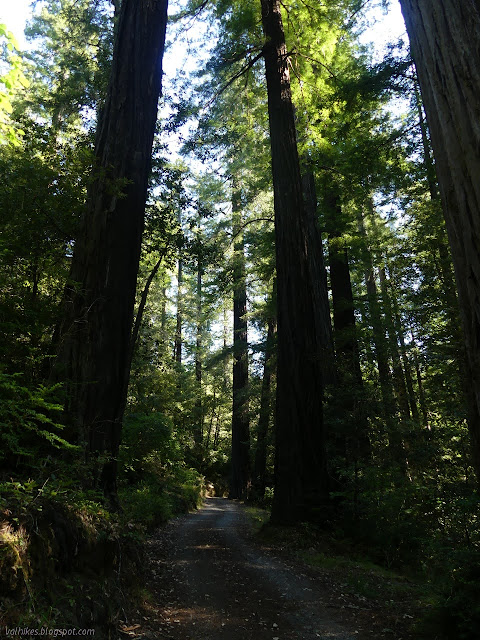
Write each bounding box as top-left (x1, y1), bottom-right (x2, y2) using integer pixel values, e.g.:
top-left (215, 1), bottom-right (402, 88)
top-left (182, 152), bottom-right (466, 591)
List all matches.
top-left (0, 371), bottom-right (77, 471)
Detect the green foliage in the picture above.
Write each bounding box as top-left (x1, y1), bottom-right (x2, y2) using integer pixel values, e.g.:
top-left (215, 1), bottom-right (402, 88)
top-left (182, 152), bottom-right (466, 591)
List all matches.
top-left (427, 547), bottom-right (480, 640)
top-left (0, 475), bottom-right (139, 632)
top-left (0, 371), bottom-right (76, 471)
top-left (120, 412), bottom-right (181, 477)
top-left (0, 24), bottom-right (29, 146)
top-left (118, 412), bottom-right (205, 528)
top-left (0, 120), bottom-right (92, 379)
top-left (23, 0), bottom-right (113, 133)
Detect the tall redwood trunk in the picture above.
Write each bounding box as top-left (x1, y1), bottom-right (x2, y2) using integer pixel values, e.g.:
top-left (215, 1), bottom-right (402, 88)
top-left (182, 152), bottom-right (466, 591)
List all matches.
top-left (55, 0), bottom-right (168, 500)
top-left (357, 208), bottom-right (395, 420)
top-left (390, 293), bottom-right (419, 422)
top-left (302, 171), bottom-right (334, 383)
top-left (325, 189), bottom-right (362, 387)
top-left (379, 266), bottom-right (411, 421)
top-left (325, 188), bottom-right (369, 463)
top-left (399, 0), bottom-right (480, 481)
top-left (194, 257), bottom-right (204, 450)
top-left (230, 189), bottom-right (250, 500)
top-left (174, 257), bottom-right (183, 365)
top-left (414, 78), bottom-right (464, 358)
top-left (252, 314), bottom-right (277, 501)
top-left (261, 0), bottom-right (331, 523)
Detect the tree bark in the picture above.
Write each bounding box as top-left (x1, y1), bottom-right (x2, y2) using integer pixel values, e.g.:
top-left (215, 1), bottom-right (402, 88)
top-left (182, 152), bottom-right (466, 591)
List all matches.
top-left (325, 188), bottom-right (369, 463)
top-left (391, 295), bottom-right (419, 422)
top-left (252, 314), bottom-right (277, 501)
top-left (174, 257), bottom-right (183, 365)
top-left (379, 266), bottom-right (411, 421)
top-left (194, 254), bottom-right (204, 449)
top-left (325, 189), bottom-right (362, 387)
top-left (261, 0), bottom-right (331, 523)
top-left (302, 171), bottom-right (335, 384)
top-left (399, 0), bottom-right (480, 481)
top-left (230, 189), bottom-right (250, 500)
top-left (55, 0), bottom-right (168, 502)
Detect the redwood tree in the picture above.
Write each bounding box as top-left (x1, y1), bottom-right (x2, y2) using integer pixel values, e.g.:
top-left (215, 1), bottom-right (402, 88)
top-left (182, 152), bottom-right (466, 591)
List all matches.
top-left (261, 0), bottom-right (331, 523)
top-left (398, 0), bottom-right (480, 482)
top-left (230, 187), bottom-right (251, 499)
top-left (56, 0), bottom-right (168, 500)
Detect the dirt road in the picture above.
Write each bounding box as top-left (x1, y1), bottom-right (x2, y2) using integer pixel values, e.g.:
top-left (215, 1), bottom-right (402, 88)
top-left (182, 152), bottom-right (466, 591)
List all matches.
top-left (139, 498), bottom-right (366, 640)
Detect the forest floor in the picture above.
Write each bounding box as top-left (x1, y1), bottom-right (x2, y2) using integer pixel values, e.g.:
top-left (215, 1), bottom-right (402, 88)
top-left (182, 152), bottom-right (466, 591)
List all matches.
top-left (121, 498), bottom-right (423, 640)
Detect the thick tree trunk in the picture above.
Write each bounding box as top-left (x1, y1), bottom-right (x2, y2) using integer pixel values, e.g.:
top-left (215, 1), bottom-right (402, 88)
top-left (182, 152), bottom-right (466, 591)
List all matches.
top-left (261, 0), bottom-right (331, 523)
top-left (55, 0), bottom-right (168, 502)
top-left (399, 0), bottom-right (480, 481)
top-left (230, 190), bottom-right (250, 500)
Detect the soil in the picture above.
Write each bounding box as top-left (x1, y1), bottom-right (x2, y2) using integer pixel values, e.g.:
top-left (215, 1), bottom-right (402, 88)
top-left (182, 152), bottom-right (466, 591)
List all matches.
top-left (121, 498), bottom-right (418, 640)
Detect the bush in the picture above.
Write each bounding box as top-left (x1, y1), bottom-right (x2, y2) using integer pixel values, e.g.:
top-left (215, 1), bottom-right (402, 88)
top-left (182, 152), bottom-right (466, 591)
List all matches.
top-left (120, 482), bottom-right (173, 527)
top-left (118, 412), bottom-right (205, 528)
top-left (417, 546), bottom-right (480, 639)
top-left (0, 370), bottom-right (76, 473)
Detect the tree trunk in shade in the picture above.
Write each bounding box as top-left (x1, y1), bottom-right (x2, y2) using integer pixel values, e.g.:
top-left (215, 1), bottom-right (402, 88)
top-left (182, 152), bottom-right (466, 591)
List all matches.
top-left (252, 314), bottom-right (276, 501)
top-left (261, 0), bottom-right (331, 523)
top-left (325, 187), bottom-right (370, 463)
top-left (194, 257), bottom-right (204, 450)
top-left (174, 257), bottom-right (183, 365)
top-left (379, 266), bottom-right (411, 421)
top-left (302, 171), bottom-right (335, 384)
top-left (230, 188), bottom-right (250, 500)
top-left (399, 0), bottom-right (480, 482)
top-left (55, 0), bottom-right (168, 503)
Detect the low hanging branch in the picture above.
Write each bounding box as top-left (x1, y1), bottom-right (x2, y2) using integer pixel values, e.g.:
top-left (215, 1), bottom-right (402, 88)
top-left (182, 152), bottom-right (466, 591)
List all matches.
top-left (128, 249), bottom-right (167, 369)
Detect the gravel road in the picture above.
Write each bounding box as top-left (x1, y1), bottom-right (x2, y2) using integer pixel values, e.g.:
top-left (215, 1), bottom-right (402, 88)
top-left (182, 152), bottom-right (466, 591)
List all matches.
top-left (139, 497), bottom-right (364, 640)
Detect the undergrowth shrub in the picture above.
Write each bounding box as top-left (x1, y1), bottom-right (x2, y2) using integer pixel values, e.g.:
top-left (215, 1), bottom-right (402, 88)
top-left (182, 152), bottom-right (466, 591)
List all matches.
top-left (118, 412), bottom-right (204, 528)
top-left (331, 456), bottom-right (480, 639)
top-left (0, 370), bottom-right (76, 475)
top-left (0, 478), bottom-right (129, 633)
top-left (409, 546), bottom-right (480, 640)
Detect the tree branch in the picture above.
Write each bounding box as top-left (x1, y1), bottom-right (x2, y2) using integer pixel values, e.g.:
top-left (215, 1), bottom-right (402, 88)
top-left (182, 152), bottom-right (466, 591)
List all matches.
top-left (129, 249), bottom-right (167, 364)
top-left (204, 50), bottom-right (264, 109)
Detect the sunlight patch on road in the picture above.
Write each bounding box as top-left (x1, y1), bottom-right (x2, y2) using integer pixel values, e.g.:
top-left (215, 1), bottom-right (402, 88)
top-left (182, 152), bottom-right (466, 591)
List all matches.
top-left (189, 543), bottom-right (226, 550)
